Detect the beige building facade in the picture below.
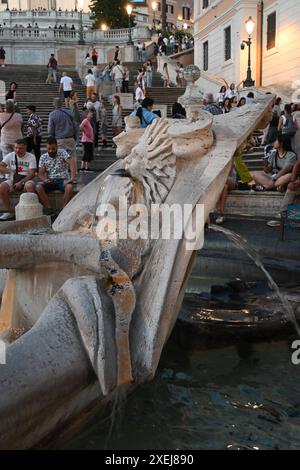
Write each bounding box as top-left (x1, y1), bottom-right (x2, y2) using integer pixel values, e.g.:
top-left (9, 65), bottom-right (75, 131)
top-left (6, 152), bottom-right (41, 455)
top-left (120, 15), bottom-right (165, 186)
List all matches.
top-left (194, 0), bottom-right (300, 89)
top-left (133, 0), bottom-right (193, 30)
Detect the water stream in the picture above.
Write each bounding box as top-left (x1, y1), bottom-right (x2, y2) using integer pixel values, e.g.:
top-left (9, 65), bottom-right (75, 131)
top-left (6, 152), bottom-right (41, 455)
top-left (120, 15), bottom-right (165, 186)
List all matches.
top-left (208, 224), bottom-right (300, 338)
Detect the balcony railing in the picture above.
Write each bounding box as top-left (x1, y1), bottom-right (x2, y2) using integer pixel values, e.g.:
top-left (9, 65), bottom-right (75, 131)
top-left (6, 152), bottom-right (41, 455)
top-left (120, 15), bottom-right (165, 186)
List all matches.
top-left (0, 26), bottom-right (151, 43)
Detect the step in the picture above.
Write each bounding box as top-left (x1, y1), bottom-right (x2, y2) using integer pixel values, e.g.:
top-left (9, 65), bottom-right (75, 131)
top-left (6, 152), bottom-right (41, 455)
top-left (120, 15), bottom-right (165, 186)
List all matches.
top-left (226, 190), bottom-right (284, 218)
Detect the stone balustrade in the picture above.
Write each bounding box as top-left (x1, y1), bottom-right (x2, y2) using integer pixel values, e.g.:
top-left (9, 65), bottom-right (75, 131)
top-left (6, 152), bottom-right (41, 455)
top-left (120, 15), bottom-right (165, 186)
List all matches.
top-left (0, 25), bottom-right (151, 44)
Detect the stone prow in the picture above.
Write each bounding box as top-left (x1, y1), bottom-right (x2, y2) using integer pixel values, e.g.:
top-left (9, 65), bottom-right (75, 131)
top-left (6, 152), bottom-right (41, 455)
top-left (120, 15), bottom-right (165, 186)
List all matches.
top-left (0, 91), bottom-right (274, 449)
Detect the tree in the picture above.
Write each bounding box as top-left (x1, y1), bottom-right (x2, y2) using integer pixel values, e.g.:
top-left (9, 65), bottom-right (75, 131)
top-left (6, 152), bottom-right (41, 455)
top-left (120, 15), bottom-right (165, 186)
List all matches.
top-left (90, 0), bottom-right (132, 29)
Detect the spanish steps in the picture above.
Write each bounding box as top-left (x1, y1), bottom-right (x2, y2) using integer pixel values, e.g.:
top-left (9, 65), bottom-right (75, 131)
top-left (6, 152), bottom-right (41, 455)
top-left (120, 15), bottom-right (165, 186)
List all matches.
top-left (0, 62), bottom-right (266, 173)
top-left (0, 62), bottom-right (187, 172)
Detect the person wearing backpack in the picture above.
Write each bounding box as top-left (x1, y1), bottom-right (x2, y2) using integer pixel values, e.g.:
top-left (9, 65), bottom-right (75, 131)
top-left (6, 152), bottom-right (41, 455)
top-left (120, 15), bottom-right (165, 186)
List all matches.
top-left (278, 104), bottom-right (298, 138)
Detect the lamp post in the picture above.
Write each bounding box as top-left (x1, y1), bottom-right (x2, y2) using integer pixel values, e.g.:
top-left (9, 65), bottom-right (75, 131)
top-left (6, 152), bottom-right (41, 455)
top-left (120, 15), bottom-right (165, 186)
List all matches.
top-left (152, 1), bottom-right (157, 33)
top-left (241, 16), bottom-right (255, 87)
top-left (78, 8), bottom-right (85, 45)
top-left (126, 4), bottom-right (134, 45)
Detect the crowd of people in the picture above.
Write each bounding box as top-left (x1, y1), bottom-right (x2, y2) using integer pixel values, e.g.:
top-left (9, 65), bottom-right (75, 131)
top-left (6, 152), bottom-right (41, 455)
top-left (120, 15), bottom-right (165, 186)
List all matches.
top-left (0, 49), bottom-right (300, 230)
top-left (198, 85), bottom-right (300, 225)
top-left (153, 33), bottom-right (194, 57)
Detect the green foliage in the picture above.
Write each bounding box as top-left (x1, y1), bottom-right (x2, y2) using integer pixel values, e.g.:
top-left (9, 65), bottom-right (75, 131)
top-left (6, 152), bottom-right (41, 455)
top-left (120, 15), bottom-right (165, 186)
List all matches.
top-left (90, 0), bottom-right (134, 29)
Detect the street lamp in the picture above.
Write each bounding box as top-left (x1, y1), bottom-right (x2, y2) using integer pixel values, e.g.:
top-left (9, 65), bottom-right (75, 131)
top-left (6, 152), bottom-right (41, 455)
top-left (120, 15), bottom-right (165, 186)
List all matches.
top-left (101, 23), bottom-right (108, 31)
top-left (126, 4), bottom-right (134, 45)
top-left (152, 1), bottom-right (157, 32)
top-left (241, 15), bottom-right (255, 87)
top-left (183, 23), bottom-right (188, 30)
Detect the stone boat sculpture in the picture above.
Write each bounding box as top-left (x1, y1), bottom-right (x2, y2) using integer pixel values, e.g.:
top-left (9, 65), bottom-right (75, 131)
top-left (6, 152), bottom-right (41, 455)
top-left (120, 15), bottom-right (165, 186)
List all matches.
top-left (0, 87), bottom-right (273, 449)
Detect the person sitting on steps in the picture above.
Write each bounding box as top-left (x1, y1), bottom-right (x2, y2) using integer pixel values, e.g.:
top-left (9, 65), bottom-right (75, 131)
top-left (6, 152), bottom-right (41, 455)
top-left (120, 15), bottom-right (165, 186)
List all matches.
top-left (0, 139), bottom-right (37, 220)
top-left (252, 135), bottom-right (297, 192)
top-left (36, 137), bottom-right (77, 214)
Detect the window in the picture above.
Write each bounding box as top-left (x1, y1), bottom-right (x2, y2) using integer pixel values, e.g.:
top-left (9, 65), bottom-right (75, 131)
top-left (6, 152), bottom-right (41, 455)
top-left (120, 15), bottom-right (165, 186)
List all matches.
top-left (182, 7), bottom-right (190, 21)
top-left (267, 11), bottom-right (276, 50)
top-left (158, 3), bottom-right (161, 12)
top-left (203, 41), bottom-right (208, 71)
top-left (224, 26), bottom-right (231, 61)
top-left (167, 4), bottom-right (174, 14)
top-left (203, 0), bottom-right (209, 9)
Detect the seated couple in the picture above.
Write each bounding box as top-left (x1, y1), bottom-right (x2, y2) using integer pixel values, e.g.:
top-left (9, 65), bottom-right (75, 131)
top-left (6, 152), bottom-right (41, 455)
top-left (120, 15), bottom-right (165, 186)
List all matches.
top-left (0, 137), bottom-right (77, 220)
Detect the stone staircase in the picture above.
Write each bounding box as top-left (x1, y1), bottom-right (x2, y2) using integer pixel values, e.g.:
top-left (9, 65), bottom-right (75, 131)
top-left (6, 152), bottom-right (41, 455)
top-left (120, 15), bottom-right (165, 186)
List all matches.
top-left (0, 63), bottom-right (186, 172)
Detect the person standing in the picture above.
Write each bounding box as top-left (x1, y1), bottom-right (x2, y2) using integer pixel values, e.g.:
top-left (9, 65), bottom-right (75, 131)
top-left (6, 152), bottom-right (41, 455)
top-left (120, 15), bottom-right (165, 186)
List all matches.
top-left (69, 91), bottom-right (81, 146)
top-left (111, 95), bottom-right (122, 146)
top-left (0, 46), bottom-right (5, 67)
top-left (92, 64), bottom-right (102, 96)
top-left (25, 105), bottom-right (42, 166)
top-left (0, 100), bottom-right (23, 156)
top-left (46, 53), bottom-right (58, 84)
top-left (48, 98), bottom-right (77, 167)
top-left (90, 93), bottom-right (100, 148)
top-left (91, 48), bottom-right (98, 66)
top-left (136, 41), bottom-right (143, 61)
top-left (99, 100), bottom-right (108, 149)
top-left (114, 46), bottom-right (120, 63)
top-left (59, 71), bottom-right (73, 107)
top-left (111, 60), bottom-right (124, 94)
top-left (84, 69), bottom-right (96, 99)
top-left (146, 61), bottom-right (153, 88)
top-left (122, 66), bottom-right (130, 93)
top-left (134, 81), bottom-right (144, 106)
top-left (162, 63), bottom-right (170, 88)
top-left (80, 111), bottom-right (94, 171)
top-left (5, 82), bottom-right (18, 103)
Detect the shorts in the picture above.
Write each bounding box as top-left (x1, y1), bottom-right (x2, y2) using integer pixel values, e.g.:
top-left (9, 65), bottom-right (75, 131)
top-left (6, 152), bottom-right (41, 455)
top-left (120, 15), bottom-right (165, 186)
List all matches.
top-left (38, 178), bottom-right (68, 193)
top-left (115, 78), bottom-right (122, 87)
top-left (64, 90), bottom-right (72, 98)
top-left (1, 179), bottom-right (35, 190)
top-left (82, 142), bottom-right (94, 162)
top-left (86, 86), bottom-right (94, 98)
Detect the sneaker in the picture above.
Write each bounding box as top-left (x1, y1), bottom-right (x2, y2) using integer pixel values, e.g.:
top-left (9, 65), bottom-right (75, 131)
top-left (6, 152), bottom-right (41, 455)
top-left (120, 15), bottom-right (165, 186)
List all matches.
top-left (0, 212), bottom-right (14, 220)
top-left (254, 184), bottom-right (265, 192)
top-left (215, 216), bottom-right (224, 225)
top-left (267, 220), bottom-right (281, 227)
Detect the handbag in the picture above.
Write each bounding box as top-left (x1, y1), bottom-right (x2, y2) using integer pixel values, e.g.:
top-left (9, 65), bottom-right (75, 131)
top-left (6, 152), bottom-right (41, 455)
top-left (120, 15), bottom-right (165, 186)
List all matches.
top-left (13, 153), bottom-right (24, 186)
top-left (0, 111), bottom-right (14, 135)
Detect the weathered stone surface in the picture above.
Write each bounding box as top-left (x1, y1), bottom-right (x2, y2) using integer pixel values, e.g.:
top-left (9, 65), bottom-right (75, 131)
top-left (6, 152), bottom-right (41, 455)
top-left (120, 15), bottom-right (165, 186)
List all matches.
top-left (15, 193), bottom-right (43, 221)
top-left (0, 84), bottom-right (275, 449)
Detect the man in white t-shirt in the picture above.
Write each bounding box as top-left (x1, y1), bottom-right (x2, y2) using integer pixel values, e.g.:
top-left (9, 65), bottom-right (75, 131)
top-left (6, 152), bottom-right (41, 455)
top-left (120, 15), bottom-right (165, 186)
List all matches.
top-left (0, 139), bottom-right (37, 219)
top-left (135, 81), bottom-right (144, 105)
top-left (59, 71), bottom-right (74, 107)
top-left (112, 60), bottom-right (124, 93)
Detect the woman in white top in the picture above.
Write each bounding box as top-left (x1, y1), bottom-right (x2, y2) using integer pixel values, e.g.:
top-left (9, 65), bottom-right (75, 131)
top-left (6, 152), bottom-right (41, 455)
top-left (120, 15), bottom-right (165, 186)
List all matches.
top-left (85, 69), bottom-right (96, 99)
top-left (111, 95), bottom-right (123, 146)
top-left (216, 85), bottom-right (227, 105)
top-left (223, 80), bottom-right (243, 103)
top-left (162, 63), bottom-right (169, 88)
top-left (145, 62), bottom-right (153, 88)
top-left (137, 68), bottom-right (146, 95)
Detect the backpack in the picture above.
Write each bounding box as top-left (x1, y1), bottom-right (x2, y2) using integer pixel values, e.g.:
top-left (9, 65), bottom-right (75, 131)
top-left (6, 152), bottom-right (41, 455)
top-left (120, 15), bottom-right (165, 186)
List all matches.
top-left (282, 116), bottom-right (297, 137)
